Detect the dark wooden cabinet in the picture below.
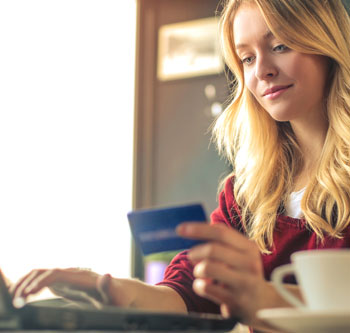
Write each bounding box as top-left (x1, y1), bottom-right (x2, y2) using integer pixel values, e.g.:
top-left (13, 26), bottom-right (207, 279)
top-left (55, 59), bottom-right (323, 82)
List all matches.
top-left (132, 0), bottom-right (229, 279)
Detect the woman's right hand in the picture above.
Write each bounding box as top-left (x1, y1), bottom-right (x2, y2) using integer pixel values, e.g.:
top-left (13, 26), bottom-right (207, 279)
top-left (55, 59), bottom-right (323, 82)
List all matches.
top-left (9, 268), bottom-right (137, 308)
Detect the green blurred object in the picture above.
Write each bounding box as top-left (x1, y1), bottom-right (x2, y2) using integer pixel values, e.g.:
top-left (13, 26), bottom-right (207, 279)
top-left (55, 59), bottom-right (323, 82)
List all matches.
top-left (144, 250), bottom-right (181, 263)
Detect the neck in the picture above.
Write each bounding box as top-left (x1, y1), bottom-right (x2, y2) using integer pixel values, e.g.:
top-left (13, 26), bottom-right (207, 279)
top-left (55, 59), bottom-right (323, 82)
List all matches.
top-left (289, 113), bottom-right (328, 191)
top-left (290, 114), bottom-right (328, 169)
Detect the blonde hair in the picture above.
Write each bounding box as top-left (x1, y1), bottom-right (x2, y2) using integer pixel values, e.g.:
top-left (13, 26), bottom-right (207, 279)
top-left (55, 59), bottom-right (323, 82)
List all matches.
top-left (214, 0), bottom-right (350, 253)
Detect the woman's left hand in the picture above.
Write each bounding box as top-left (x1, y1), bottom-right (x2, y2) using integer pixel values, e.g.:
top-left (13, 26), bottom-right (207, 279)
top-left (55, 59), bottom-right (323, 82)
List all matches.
top-left (177, 222), bottom-right (269, 325)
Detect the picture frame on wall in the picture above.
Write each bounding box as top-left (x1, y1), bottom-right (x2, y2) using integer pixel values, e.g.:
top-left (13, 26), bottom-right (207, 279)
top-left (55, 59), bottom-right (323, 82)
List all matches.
top-left (157, 17), bottom-right (224, 81)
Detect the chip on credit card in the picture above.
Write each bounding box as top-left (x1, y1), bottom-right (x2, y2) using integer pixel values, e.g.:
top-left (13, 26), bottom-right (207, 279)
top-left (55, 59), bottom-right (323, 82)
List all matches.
top-left (127, 203), bottom-right (207, 255)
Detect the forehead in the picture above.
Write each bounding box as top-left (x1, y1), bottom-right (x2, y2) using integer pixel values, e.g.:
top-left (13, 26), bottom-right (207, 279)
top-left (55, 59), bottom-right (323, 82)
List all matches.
top-left (233, 3), bottom-right (272, 50)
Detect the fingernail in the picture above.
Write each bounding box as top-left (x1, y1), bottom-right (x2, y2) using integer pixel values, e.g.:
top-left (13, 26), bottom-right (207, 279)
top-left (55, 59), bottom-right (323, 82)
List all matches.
top-left (176, 224), bottom-right (187, 235)
top-left (193, 278), bottom-right (206, 290)
top-left (13, 297), bottom-right (26, 308)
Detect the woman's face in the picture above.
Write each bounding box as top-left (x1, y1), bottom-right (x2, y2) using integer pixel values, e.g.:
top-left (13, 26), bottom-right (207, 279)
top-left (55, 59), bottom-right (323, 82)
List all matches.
top-left (233, 3), bottom-right (330, 123)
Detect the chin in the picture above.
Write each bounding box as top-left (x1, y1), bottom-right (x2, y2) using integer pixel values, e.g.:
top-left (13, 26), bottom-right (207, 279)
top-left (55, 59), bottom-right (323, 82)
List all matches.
top-left (265, 114), bottom-right (290, 122)
top-left (271, 115), bottom-right (292, 122)
top-left (265, 109), bottom-right (296, 122)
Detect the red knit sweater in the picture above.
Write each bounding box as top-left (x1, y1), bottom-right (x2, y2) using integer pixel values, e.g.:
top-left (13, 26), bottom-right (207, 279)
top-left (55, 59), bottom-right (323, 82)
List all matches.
top-left (157, 178), bottom-right (350, 327)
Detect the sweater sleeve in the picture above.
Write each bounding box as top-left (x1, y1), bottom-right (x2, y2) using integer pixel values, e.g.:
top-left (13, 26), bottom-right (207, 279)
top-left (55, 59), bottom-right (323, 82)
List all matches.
top-left (156, 177), bottom-right (243, 314)
top-left (156, 250), bottom-right (220, 314)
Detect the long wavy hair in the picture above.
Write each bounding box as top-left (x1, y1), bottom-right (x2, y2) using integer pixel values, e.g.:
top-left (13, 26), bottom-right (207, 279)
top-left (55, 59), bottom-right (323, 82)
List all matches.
top-left (214, 0), bottom-right (350, 253)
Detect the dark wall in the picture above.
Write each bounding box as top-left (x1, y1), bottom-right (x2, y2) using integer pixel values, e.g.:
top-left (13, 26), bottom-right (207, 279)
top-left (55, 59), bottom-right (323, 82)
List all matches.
top-left (133, 0), bottom-right (229, 279)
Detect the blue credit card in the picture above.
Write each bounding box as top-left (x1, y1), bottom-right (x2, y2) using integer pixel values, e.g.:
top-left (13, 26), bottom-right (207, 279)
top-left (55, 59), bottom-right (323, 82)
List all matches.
top-left (127, 203), bottom-right (207, 255)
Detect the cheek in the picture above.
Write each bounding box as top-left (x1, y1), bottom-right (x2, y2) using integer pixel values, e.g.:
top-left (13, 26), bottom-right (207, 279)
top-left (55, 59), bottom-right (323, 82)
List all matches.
top-left (280, 54), bottom-right (302, 79)
top-left (244, 71), bottom-right (258, 97)
top-left (285, 54), bottom-right (326, 86)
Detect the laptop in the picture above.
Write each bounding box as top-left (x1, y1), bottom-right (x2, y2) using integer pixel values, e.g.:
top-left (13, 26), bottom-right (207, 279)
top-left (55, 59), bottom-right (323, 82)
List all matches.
top-left (0, 271), bottom-right (238, 331)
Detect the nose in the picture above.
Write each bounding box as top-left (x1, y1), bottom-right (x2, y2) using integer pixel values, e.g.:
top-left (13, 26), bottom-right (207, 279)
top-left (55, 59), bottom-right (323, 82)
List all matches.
top-left (255, 55), bottom-right (278, 80)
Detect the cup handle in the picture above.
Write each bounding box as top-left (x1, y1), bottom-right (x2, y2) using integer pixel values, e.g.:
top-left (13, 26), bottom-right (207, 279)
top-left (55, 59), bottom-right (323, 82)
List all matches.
top-left (271, 264), bottom-right (305, 308)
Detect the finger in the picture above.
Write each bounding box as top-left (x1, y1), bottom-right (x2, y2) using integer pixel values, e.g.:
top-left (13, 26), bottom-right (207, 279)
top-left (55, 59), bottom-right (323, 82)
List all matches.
top-left (9, 270), bottom-right (38, 295)
top-left (11, 269), bottom-right (44, 299)
top-left (11, 268), bottom-right (100, 304)
top-left (20, 269), bottom-right (61, 297)
top-left (177, 223), bottom-right (250, 252)
top-left (189, 243), bottom-right (261, 274)
top-left (13, 269), bottom-right (60, 300)
top-left (192, 278), bottom-right (239, 311)
top-left (193, 260), bottom-right (249, 289)
top-left (28, 269), bottom-right (99, 293)
top-left (220, 304), bottom-right (232, 319)
top-left (220, 303), bottom-right (244, 320)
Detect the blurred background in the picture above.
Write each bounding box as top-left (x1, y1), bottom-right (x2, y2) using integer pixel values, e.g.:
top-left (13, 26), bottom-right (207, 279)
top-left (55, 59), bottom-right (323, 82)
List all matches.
top-left (0, 0), bottom-right (230, 295)
top-left (0, 0), bottom-right (136, 289)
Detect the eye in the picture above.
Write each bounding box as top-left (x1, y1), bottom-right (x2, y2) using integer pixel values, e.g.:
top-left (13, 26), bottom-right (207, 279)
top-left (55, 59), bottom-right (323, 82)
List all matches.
top-left (241, 55), bottom-right (255, 65)
top-left (273, 44), bottom-right (288, 52)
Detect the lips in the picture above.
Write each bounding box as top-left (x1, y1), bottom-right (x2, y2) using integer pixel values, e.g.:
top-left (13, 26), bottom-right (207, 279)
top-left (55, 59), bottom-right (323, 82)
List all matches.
top-left (263, 84), bottom-right (293, 97)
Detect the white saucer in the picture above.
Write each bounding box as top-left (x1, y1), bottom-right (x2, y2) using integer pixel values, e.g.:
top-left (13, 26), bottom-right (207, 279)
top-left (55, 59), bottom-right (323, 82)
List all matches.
top-left (257, 307), bottom-right (350, 333)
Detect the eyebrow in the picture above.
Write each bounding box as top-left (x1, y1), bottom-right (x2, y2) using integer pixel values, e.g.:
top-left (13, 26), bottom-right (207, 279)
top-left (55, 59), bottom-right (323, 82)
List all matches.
top-left (235, 30), bottom-right (274, 51)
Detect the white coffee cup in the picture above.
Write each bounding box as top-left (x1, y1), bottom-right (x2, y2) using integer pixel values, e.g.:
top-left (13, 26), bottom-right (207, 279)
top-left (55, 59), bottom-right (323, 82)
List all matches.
top-left (271, 249), bottom-right (350, 311)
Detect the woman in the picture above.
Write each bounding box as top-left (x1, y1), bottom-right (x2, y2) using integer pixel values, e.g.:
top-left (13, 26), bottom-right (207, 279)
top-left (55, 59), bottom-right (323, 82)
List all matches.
top-left (10, 0), bottom-right (350, 332)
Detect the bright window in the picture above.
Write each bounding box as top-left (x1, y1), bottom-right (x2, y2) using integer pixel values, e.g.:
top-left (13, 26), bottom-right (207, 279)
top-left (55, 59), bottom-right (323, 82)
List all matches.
top-left (0, 0), bottom-right (136, 292)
